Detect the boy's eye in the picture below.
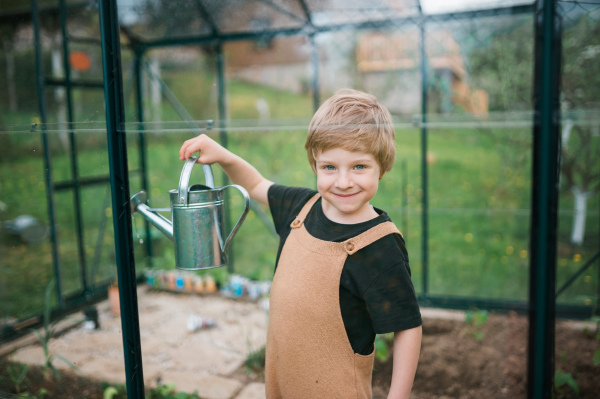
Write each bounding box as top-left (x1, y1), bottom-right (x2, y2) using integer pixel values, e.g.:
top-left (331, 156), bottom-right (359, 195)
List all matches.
top-left (354, 165), bottom-right (366, 170)
top-left (324, 165), bottom-right (336, 171)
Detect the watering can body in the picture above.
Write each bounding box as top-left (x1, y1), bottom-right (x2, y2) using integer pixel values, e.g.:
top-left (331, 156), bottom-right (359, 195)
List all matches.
top-left (131, 156), bottom-right (250, 270)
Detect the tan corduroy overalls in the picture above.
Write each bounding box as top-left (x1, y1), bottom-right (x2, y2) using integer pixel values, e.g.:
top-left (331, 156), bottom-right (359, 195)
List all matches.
top-left (265, 194), bottom-right (401, 399)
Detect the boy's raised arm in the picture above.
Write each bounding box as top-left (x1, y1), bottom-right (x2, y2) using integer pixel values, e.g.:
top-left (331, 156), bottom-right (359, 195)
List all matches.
top-left (179, 134), bottom-right (273, 206)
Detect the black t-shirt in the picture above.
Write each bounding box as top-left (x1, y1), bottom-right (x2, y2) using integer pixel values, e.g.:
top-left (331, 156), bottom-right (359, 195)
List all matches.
top-left (268, 184), bottom-right (422, 355)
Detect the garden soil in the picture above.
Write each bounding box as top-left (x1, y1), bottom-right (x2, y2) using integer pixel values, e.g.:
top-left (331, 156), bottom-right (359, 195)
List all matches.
top-left (1, 286), bottom-right (598, 398)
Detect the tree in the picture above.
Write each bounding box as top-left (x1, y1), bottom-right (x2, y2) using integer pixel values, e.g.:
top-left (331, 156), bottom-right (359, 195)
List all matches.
top-left (468, 12), bottom-right (600, 246)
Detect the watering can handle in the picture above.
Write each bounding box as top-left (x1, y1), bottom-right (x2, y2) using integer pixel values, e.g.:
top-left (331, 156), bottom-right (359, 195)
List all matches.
top-left (178, 156), bottom-right (215, 205)
top-left (219, 184), bottom-right (251, 254)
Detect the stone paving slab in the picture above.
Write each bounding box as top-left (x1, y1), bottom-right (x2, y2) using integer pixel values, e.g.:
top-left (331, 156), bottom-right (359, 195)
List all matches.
top-left (233, 382), bottom-right (266, 399)
top-left (8, 286), bottom-right (268, 398)
top-left (159, 371), bottom-right (243, 399)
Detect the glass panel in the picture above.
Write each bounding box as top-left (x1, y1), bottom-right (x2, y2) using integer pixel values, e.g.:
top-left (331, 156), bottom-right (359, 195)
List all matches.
top-left (554, 3), bottom-right (599, 398)
top-left (0, 131), bottom-right (54, 321)
top-left (224, 38), bottom-right (314, 120)
top-left (117, 0), bottom-right (212, 41)
top-left (307, 0), bottom-right (420, 27)
top-left (66, 1), bottom-right (101, 40)
top-left (421, 0), bottom-right (534, 15)
top-left (207, 0), bottom-right (307, 34)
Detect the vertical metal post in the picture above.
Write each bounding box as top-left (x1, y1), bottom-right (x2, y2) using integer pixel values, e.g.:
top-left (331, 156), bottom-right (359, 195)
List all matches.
top-left (32, 0), bottom-right (63, 307)
top-left (59, 0), bottom-right (88, 293)
top-left (597, 257), bottom-right (600, 313)
top-left (216, 42), bottom-right (234, 273)
top-left (99, 0), bottom-right (145, 397)
top-left (420, 24), bottom-right (429, 296)
top-left (402, 159), bottom-right (408, 241)
top-left (528, 0), bottom-right (561, 398)
top-left (311, 33), bottom-right (320, 113)
top-left (134, 50), bottom-right (153, 264)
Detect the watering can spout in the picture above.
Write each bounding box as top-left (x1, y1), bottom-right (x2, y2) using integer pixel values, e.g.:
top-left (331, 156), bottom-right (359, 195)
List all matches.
top-left (130, 191), bottom-right (174, 241)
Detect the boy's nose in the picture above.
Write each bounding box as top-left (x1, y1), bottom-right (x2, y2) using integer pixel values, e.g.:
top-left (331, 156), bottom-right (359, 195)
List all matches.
top-left (335, 173), bottom-right (353, 189)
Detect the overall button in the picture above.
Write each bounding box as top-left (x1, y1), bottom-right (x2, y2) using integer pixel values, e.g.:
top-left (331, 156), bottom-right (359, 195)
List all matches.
top-left (345, 241), bottom-right (355, 252)
top-left (291, 219), bottom-right (302, 227)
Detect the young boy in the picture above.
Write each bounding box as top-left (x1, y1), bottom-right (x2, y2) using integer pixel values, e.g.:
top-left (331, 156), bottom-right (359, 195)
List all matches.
top-left (179, 89), bottom-right (422, 399)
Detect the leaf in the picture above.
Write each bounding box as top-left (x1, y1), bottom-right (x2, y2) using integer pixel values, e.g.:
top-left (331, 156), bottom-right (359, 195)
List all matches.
top-left (104, 386), bottom-right (119, 399)
top-left (554, 370), bottom-right (580, 395)
top-left (374, 335), bottom-right (389, 362)
top-left (593, 348), bottom-right (600, 366)
top-left (474, 310), bottom-right (489, 327)
top-left (475, 331), bottom-right (485, 340)
top-left (465, 311), bottom-right (474, 324)
top-left (53, 353), bottom-right (79, 371)
top-left (43, 280), bottom-right (55, 334)
top-left (7, 362), bottom-right (29, 385)
top-left (49, 362), bottom-right (61, 380)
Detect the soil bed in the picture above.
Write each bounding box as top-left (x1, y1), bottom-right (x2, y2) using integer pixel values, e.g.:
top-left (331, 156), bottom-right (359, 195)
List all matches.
top-left (1, 310), bottom-right (598, 398)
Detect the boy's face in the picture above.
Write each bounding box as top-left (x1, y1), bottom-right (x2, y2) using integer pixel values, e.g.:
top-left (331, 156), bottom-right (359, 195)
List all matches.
top-left (315, 147), bottom-right (382, 224)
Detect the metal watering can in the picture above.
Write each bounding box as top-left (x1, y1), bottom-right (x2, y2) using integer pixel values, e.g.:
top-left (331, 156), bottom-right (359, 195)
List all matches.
top-left (130, 156), bottom-right (250, 270)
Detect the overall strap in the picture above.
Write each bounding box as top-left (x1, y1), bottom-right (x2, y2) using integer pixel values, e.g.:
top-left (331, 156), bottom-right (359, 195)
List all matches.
top-left (342, 221), bottom-right (402, 255)
top-left (290, 193), bottom-right (321, 229)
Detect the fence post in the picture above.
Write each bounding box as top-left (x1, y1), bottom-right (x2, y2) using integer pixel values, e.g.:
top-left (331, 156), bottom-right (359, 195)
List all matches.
top-left (528, 0), bottom-right (562, 397)
top-left (99, 0), bottom-right (145, 397)
top-left (32, 0), bottom-right (63, 307)
top-left (420, 24), bottom-right (429, 297)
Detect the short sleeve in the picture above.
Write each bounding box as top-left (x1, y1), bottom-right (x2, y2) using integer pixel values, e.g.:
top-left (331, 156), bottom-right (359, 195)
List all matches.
top-left (268, 184), bottom-right (316, 236)
top-left (364, 260), bottom-right (422, 333)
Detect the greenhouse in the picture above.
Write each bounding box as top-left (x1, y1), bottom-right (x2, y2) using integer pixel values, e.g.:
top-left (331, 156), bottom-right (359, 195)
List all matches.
top-left (0, 0), bottom-right (599, 398)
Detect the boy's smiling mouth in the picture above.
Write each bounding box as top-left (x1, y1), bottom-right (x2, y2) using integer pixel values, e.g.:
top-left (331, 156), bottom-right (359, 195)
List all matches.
top-left (332, 192), bottom-right (361, 198)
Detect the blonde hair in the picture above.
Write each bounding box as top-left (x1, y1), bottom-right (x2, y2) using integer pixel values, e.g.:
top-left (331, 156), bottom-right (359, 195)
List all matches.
top-left (305, 89), bottom-right (395, 177)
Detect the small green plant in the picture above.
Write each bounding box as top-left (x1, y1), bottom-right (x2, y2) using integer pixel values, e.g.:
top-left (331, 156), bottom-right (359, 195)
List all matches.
top-left (555, 370), bottom-right (580, 397)
top-left (6, 362), bottom-right (29, 393)
top-left (554, 352), bottom-right (580, 398)
top-left (374, 333), bottom-right (394, 362)
top-left (465, 308), bottom-right (489, 340)
top-left (10, 388), bottom-right (48, 399)
top-left (102, 382), bottom-right (200, 399)
top-left (245, 346), bottom-right (266, 376)
top-left (30, 279), bottom-right (79, 381)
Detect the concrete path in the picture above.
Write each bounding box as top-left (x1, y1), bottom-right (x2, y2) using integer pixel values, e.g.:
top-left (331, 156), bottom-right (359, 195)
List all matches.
top-left (7, 286), bottom-right (268, 399)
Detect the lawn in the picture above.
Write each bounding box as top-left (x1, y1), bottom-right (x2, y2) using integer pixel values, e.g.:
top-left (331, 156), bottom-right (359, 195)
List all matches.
top-left (0, 78), bottom-right (598, 323)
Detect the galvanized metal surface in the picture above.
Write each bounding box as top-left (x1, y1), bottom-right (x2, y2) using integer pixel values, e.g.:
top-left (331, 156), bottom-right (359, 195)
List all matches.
top-left (131, 157), bottom-right (250, 271)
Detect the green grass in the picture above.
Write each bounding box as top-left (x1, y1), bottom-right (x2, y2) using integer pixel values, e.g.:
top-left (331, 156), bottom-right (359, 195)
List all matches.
top-left (1, 78), bottom-right (598, 321)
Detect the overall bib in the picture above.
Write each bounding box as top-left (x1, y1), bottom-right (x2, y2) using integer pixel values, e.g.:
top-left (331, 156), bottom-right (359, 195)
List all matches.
top-left (265, 194), bottom-right (401, 399)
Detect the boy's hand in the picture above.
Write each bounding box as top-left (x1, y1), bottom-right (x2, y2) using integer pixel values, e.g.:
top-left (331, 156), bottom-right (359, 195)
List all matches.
top-left (178, 134), bottom-right (273, 206)
top-left (179, 134), bottom-right (229, 165)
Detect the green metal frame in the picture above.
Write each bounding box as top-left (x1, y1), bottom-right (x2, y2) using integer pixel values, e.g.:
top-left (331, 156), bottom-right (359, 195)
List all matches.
top-left (529, 1), bottom-right (562, 397)
top-left (2, 1), bottom-right (598, 398)
top-left (99, 0), bottom-right (145, 395)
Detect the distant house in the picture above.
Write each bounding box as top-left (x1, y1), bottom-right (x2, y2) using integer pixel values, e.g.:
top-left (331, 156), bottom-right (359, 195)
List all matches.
top-left (356, 29), bottom-right (488, 115)
top-left (222, 1), bottom-right (487, 116)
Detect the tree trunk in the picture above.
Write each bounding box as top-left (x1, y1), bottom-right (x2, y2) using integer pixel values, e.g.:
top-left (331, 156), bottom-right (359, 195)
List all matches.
top-left (570, 186), bottom-right (591, 245)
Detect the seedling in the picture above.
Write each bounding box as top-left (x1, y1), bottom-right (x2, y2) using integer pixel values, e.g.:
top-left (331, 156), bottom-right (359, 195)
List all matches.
top-left (30, 279), bottom-right (79, 381)
top-left (374, 332), bottom-right (394, 362)
top-left (6, 362), bottom-right (29, 393)
top-left (465, 308), bottom-right (489, 340)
